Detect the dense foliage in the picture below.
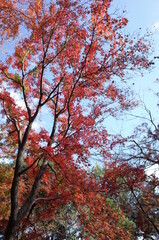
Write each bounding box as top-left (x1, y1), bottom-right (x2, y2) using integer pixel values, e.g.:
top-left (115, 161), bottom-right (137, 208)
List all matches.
top-left (0, 0), bottom-right (158, 239)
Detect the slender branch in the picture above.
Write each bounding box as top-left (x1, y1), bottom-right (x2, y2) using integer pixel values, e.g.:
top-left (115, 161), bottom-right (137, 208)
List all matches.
top-left (132, 140), bottom-right (159, 164)
top-left (1, 70), bottom-right (21, 85)
top-left (130, 186), bottom-right (159, 234)
top-left (122, 176), bottom-right (159, 234)
top-left (44, 42), bottom-right (67, 68)
top-left (2, 101), bottom-right (21, 146)
top-left (49, 85), bottom-right (60, 144)
top-left (48, 163), bottom-right (57, 177)
top-left (133, 140), bottom-right (146, 156)
top-left (18, 157), bottom-right (41, 176)
top-left (41, 75), bottom-right (64, 106)
top-left (21, 53), bottom-right (32, 121)
top-left (143, 104), bottom-right (158, 132)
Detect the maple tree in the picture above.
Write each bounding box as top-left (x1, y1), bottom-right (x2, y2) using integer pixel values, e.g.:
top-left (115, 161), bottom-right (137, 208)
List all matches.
top-left (0, 0), bottom-right (150, 239)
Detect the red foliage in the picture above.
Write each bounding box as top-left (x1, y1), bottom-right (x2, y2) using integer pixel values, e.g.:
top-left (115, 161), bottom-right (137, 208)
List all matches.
top-left (0, 0), bottom-right (150, 239)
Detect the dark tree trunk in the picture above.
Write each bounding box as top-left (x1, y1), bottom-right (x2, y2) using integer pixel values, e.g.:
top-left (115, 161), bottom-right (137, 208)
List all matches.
top-left (4, 161), bottom-right (48, 240)
top-left (4, 218), bottom-right (17, 240)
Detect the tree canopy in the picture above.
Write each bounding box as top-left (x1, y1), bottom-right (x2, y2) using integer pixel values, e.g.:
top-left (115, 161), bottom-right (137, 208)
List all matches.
top-left (0, 0), bottom-right (157, 239)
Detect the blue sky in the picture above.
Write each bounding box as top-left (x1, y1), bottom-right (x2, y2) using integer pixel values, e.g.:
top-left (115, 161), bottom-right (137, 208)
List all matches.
top-left (104, 0), bottom-right (159, 137)
top-left (116, 0), bottom-right (159, 28)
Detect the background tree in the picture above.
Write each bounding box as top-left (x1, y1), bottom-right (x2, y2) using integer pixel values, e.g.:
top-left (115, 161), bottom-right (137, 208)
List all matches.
top-left (93, 159), bottom-right (159, 239)
top-left (0, 164), bottom-right (13, 236)
top-left (109, 104), bottom-right (159, 238)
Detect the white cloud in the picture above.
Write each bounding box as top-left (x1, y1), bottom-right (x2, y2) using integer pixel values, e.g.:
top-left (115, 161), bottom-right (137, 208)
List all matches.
top-left (145, 164), bottom-right (159, 177)
top-left (10, 91), bottom-right (26, 109)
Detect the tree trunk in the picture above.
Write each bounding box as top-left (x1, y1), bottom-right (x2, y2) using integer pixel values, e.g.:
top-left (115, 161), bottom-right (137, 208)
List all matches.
top-left (4, 161), bottom-right (48, 240)
top-left (4, 218), bottom-right (18, 240)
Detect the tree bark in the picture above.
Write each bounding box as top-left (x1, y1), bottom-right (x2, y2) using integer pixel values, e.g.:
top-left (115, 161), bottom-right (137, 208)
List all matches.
top-left (4, 219), bottom-right (17, 240)
top-left (4, 160), bottom-right (48, 240)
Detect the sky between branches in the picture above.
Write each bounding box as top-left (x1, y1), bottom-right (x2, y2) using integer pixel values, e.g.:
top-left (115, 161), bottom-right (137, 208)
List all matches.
top-left (105, 0), bottom-right (159, 137)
